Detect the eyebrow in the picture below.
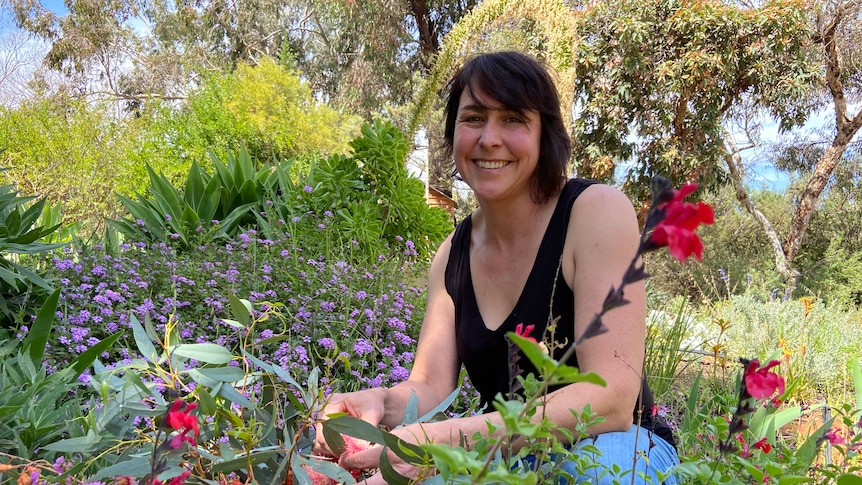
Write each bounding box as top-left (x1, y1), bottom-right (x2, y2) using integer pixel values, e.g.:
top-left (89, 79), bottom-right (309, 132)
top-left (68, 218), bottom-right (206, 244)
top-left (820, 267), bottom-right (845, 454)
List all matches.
top-left (458, 103), bottom-right (498, 112)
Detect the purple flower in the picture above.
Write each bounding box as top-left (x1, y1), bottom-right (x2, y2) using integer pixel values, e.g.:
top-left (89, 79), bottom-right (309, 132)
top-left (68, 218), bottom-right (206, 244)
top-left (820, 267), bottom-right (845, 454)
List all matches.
top-left (390, 365), bottom-right (409, 382)
top-left (353, 339), bottom-right (374, 355)
top-left (318, 338), bottom-right (336, 350)
top-left (303, 185), bottom-right (313, 193)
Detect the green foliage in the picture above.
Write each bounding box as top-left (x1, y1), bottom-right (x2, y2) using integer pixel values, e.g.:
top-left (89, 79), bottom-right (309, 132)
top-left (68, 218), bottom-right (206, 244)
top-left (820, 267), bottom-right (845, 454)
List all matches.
top-left (114, 121), bottom-right (452, 260)
top-left (0, 289), bottom-right (120, 461)
top-left (645, 297), bottom-right (698, 403)
top-left (713, 295), bottom-right (862, 406)
top-left (131, 57), bottom-right (361, 184)
top-left (109, 148), bottom-right (271, 250)
top-left (571, 0), bottom-right (819, 197)
top-left (0, 97), bottom-right (146, 233)
top-left (0, 178), bottom-right (65, 328)
top-left (794, 170), bottom-right (862, 305)
top-left (646, 186), bottom-right (790, 302)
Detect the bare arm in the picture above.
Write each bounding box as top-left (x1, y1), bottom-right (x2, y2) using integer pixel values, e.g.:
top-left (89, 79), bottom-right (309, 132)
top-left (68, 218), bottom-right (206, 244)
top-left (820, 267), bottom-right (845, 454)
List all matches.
top-left (375, 234), bottom-right (461, 428)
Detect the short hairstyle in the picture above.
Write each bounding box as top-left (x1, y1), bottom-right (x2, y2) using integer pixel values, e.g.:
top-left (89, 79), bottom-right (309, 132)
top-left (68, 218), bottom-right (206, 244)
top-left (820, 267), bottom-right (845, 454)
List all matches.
top-left (442, 51), bottom-right (571, 203)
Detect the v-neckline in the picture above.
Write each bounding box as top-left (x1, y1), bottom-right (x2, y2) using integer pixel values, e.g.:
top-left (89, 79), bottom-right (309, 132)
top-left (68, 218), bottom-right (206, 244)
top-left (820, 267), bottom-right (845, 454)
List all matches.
top-left (465, 186), bottom-right (569, 333)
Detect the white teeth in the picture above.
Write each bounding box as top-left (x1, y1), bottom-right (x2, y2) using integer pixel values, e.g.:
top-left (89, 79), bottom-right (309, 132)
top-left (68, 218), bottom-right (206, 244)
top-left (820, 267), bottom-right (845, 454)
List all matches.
top-left (475, 160), bottom-right (509, 169)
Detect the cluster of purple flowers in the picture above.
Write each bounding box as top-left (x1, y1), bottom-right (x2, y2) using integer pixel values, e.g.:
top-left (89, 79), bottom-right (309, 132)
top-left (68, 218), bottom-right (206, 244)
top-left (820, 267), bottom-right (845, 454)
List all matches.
top-left (42, 230), bottom-right (427, 394)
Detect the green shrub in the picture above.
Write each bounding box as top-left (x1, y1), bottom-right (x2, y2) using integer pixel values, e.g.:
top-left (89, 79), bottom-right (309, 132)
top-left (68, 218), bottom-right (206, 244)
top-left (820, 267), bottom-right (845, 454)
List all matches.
top-left (0, 178), bottom-right (65, 329)
top-left (113, 121), bottom-right (453, 260)
top-left (711, 294), bottom-right (862, 406)
top-left (132, 56), bottom-right (361, 185)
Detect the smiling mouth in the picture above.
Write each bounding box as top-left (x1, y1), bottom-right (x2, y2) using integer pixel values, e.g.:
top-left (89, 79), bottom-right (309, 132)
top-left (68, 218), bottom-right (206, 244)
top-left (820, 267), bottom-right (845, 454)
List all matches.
top-left (474, 160), bottom-right (510, 169)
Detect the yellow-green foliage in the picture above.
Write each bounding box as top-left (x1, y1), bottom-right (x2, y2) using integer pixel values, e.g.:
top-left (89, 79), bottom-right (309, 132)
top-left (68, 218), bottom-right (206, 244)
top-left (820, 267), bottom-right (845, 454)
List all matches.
top-left (0, 57), bottom-right (362, 234)
top-left (133, 57), bottom-right (362, 187)
top-left (0, 97), bottom-right (147, 232)
top-left (227, 58), bottom-right (360, 158)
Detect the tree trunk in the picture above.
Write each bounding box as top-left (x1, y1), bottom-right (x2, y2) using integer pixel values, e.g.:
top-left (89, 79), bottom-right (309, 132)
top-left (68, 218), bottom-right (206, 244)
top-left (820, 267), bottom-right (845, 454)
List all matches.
top-left (784, 2), bottom-right (862, 265)
top-left (723, 137), bottom-right (799, 286)
top-left (783, 133), bottom-right (857, 264)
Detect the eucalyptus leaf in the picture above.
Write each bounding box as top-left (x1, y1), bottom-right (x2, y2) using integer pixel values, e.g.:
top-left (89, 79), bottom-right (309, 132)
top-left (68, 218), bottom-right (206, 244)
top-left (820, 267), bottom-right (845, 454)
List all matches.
top-left (194, 366), bottom-right (245, 382)
top-left (41, 431), bottom-right (105, 453)
top-left (90, 454), bottom-right (154, 480)
top-left (130, 314), bottom-right (160, 363)
top-left (171, 343), bottom-right (233, 364)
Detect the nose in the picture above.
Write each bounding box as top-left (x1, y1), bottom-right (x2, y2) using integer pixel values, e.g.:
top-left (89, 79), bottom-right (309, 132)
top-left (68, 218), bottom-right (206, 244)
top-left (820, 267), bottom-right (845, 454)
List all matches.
top-left (478, 120), bottom-right (502, 149)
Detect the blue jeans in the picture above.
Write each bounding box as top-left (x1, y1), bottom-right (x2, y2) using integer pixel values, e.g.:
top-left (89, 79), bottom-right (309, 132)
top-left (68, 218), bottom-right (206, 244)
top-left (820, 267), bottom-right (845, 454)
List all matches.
top-left (525, 425), bottom-right (679, 484)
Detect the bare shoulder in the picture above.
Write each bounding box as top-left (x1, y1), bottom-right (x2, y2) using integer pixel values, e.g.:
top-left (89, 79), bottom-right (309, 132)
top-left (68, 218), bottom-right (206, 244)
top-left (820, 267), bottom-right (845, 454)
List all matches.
top-left (571, 183), bottom-right (637, 228)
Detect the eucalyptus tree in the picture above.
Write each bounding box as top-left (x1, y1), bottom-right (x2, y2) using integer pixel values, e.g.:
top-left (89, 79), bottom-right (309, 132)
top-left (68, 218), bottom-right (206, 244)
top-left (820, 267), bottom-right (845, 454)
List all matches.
top-left (569, 0), bottom-right (862, 287)
top-left (3, 0), bottom-right (478, 117)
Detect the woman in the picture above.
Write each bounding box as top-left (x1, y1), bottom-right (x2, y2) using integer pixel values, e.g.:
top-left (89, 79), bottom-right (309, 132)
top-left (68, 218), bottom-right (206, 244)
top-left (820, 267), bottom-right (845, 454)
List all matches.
top-left (315, 51), bottom-right (679, 484)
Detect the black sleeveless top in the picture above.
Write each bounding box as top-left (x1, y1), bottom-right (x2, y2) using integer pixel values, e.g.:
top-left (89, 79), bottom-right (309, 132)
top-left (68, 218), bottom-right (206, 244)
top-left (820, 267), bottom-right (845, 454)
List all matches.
top-left (444, 178), bottom-right (674, 445)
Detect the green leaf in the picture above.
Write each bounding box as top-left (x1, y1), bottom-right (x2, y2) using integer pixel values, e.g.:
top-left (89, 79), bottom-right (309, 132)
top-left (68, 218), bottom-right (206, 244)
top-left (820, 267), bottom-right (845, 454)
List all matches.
top-left (324, 415), bottom-right (426, 463)
top-left (216, 383), bottom-right (254, 408)
top-left (778, 476), bottom-right (817, 485)
top-left (22, 288), bottom-right (59, 367)
top-left (228, 293), bottom-right (253, 327)
top-left (379, 450), bottom-right (412, 485)
top-left (188, 366), bottom-right (245, 384)
top-left (837, 474), bottom-right (862, 485)
top-left (42, 430), bottom-right (106, 453)
top-left (90, 454), bottom-right (158, 480)
top-left (510, 334), bottom-right (606, 387)
top-left (197, 175), bottom-right (223, 225)
top-left (795, 416), bottom-right (835, 468)
top-left (181, 205), bottom-right (202, 234)
top-left (209, 450), bottom-right (280, 474)
top-left (171, 343), bottom-right (233, 364)
top-left (130, 314), bottom-right (160, 363)
top-left (68, 332), bottom-right (124, 378)
top-left (197, 387), bottom-right (218, 416)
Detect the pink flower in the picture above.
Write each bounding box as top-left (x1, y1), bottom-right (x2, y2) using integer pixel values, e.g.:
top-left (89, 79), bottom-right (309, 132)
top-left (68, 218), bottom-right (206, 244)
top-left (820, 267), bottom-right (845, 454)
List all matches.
top-left (650, 184), bottom-right (715, 262)
top-left (340, 435), bottom-right (371, 460)
top-left (825, 429), bottom-right (846, 446)
top-left (743, 360), bottom-right (785, 400)
top-left (514, 323), bottom-right (536, 343)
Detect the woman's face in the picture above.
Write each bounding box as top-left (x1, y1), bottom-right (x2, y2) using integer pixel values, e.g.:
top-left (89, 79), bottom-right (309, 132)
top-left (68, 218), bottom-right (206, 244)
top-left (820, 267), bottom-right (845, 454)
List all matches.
top-left (452, 87), bottom-right (542, 203)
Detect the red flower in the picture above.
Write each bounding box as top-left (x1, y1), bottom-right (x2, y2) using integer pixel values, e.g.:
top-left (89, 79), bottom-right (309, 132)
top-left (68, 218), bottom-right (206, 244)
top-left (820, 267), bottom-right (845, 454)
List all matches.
top-left (650, 184), bottom-right (715, 262)
top-left (753, 438), bottom-right (771, 454)
top-left (164, 399), bottom-right (200, 449)
top-left (743, 360), bottom-right (786, 400)
top-left (514, 323), bottom-right (536, 343)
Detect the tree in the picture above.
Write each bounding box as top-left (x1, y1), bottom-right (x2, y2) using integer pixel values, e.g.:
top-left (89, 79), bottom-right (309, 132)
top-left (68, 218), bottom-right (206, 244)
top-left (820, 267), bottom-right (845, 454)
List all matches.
top-left (567, 0), bottom-right (862, 287)
top-left (0, 9), bottom-right (46, 105)
top-left (4, 0), bottom-right (478, 119)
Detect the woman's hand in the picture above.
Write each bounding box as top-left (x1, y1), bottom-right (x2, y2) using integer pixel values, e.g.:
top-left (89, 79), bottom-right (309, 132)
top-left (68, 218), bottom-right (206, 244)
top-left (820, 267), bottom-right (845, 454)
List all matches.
top-left (313, 388), bottom-right (387, 457)
top-left (338, 422), bottom-right (438, 485)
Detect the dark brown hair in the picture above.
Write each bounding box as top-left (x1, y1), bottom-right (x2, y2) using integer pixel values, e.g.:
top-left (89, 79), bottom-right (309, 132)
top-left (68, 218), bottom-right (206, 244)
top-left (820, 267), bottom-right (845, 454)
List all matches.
top-left (442, 51), bottom-right (570, 203)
